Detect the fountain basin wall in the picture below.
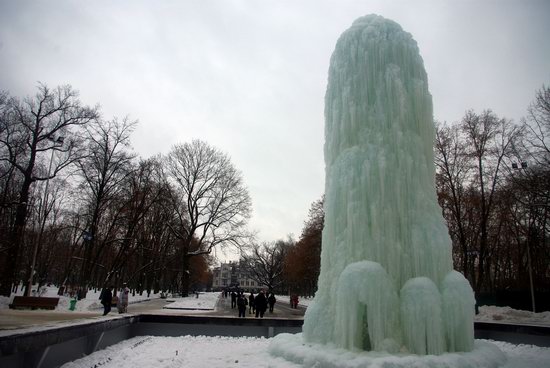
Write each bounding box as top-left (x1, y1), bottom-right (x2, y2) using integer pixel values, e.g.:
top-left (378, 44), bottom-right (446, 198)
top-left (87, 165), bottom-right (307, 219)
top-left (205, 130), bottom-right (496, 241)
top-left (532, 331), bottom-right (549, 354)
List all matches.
top-left (0, 316), bottom-right (547, 368)
top-left (0, 314), bottom-right (302, 368)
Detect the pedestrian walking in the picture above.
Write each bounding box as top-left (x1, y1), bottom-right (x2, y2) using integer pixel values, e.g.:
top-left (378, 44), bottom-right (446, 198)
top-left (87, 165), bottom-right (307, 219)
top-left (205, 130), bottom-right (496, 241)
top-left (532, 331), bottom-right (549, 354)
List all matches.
top-left (248, 292), bottom-right (255, 314)
top-left (100, 286), bottom-right (113, 316)
top-left (231, 291), bottom-right (237, 309)
top-left (237, 292), bottom-right (248, 318)
top-left (254, 290), bottom-right (267, 318)
top-left (118, 283), bottom-right (129, 313)
top-left (290, 294), bottom-right (299, 308)
top-left (268, 292), bottom-right (276, 313)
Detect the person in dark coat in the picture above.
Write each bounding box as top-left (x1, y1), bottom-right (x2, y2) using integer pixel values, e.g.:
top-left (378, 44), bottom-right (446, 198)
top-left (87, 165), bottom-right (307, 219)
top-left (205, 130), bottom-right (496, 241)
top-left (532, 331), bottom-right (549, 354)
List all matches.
top-left (100, 286), bottom-right (113, 316)
top-left (254, 290), bottom-right (268, 318)
top-left (290, 294), bottom-right (299, 308)
top-left (248, 292), bottom-right (255, 314)
top-left (237, 292), bottom-right (248, 318)
top-left (230, 291), bottom-right (237, 309)
top-left (268, 292), bottom-right (276, 313)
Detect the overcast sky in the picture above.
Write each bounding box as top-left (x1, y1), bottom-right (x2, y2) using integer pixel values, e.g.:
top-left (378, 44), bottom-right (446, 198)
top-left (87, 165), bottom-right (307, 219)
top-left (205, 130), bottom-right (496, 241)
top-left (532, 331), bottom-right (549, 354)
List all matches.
top-left (1, 0), bottom-right (549, 257)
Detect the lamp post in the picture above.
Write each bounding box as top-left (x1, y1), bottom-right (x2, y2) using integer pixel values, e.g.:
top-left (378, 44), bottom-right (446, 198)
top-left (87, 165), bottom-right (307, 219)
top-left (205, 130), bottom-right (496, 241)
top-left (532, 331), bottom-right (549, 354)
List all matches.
top-left (25, 136), bottom-right (64, 297)
top-left (512, 161), bottom-right (536, 313)
top-left (525, 237), bottom-right (536, 313)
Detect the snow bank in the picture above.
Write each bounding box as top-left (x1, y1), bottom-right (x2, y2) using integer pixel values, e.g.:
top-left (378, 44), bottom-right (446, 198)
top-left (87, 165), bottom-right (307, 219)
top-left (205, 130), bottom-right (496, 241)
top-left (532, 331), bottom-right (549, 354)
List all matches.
top-left (0, 296), bottom-right (10, 309)
top-left (61, 335), bottom-right (297, 368)
top-left (0, 285), bottom-right (160, 312)
top-left (476, 306), bottom-right (550, 325)
top-left (59, 335), bottom-right (550, 368)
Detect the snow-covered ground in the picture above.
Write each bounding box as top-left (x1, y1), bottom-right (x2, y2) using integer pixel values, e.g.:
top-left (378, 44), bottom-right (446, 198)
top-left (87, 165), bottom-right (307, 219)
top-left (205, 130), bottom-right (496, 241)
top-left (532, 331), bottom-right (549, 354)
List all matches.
top-left (163, 292), bottom-right (219, 310)
top-left (0, 285), bottom-right (160, 312)
top-left (59, 335), bottom-right (550, 368)
top-left (476, 305), bottom-right (550, 325)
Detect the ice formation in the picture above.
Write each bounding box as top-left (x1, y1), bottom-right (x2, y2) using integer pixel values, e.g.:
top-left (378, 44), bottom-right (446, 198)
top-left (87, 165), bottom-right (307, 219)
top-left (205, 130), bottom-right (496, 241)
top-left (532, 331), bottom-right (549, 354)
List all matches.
top-left (301, 14), bottom-right (476, 354)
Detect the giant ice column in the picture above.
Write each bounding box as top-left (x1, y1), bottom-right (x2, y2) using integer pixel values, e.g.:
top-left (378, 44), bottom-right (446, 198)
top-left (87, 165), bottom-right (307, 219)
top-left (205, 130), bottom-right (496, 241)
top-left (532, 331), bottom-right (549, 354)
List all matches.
top-left (302, 15), bottom-right (475, 354)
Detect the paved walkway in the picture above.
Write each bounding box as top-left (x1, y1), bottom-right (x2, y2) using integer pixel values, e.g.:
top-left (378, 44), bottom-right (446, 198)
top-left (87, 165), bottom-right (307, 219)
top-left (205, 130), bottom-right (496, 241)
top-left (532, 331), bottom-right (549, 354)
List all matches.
top-left (0, 296), bottom-right (306, 332)
top-left (0, 298), bottom-right (172, 331)
top-left (207, 295), bottom-right (306, 319)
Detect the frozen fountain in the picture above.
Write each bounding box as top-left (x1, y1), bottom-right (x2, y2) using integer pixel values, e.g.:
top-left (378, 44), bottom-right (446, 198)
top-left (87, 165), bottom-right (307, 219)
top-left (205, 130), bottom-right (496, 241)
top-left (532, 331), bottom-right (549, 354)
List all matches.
top-left (270, 15), bottom-right (505, 367)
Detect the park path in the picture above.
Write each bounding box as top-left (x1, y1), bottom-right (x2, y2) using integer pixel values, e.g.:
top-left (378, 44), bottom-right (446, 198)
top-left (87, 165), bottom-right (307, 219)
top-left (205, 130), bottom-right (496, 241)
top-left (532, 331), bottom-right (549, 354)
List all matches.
top-left (0, 295), bottom-right (305, 332)
top-left (203, 294), bottom-right (305, 319)
top-left (0, 298), bottom-right (172, 331)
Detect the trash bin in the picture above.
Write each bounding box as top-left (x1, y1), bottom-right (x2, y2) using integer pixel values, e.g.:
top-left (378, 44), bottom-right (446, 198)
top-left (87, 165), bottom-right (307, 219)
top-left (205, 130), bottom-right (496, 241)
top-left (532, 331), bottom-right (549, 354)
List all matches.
top-left (69, 298), bottom-right (77, 311)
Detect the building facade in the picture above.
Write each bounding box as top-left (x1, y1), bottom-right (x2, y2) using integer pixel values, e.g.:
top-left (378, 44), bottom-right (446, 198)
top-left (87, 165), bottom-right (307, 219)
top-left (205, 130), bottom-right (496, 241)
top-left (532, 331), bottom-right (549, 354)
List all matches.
top-left (211, 261), bottom-right (262, 290)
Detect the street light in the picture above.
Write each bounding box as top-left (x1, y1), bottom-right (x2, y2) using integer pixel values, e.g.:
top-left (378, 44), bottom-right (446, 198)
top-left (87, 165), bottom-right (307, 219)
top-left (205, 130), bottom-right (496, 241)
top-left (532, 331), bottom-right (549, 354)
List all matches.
top-left (25, 135), bottom-right (64, 297)
top-left (512, 161), bottom-right (536, 313)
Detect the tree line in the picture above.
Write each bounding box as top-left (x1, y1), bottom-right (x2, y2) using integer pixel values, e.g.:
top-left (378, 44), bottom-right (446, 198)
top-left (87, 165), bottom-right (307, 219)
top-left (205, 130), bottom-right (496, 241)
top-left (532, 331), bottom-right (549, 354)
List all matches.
top-left (435, 86), bottom-right (550, 310)
top-left (245, 86), bottom-right (549, 311)
top-left (2, 83), bottom-right (548, 309)
top-left (0, 84), bottom-right (251, 298)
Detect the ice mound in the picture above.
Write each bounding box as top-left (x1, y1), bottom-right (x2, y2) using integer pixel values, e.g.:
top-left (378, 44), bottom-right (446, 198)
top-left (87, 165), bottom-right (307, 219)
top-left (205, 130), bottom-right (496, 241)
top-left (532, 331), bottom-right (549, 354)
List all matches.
top-left (287, 13), bottom-right (489, 359)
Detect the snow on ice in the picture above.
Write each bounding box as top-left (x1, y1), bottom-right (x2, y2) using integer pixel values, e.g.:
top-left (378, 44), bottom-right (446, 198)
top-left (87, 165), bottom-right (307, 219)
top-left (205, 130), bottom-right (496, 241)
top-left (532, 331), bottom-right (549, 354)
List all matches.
top-left (60, 335), bottom-right (550, 368)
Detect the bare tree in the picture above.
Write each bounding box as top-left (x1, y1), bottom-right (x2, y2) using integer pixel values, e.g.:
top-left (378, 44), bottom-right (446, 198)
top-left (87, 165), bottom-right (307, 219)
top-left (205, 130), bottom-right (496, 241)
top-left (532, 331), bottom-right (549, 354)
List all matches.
top-left (524, 85), bottom-right (550, 168)
top-left (166, 140), bottom-right (251, 296)
top-left (461, 110), bottom-right (522, 291)
top-left (0, 84), bottom-right (98, 296)
top-left (435, 122), bottom-right (472, 275)
top-left (241, 240), bottom-right (290, 292)
top-left (435, 110), bottom-right (523, 293)
top-left (75, 117), bottom-right (136, 297)
top-left (104, 157), bottom-right (168, 294)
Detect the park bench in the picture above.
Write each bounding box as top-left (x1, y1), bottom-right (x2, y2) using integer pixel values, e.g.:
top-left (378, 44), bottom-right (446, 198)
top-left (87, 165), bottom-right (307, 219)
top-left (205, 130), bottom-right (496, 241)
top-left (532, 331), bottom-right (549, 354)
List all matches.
top-left (9, 296), bottom-right (60, 310)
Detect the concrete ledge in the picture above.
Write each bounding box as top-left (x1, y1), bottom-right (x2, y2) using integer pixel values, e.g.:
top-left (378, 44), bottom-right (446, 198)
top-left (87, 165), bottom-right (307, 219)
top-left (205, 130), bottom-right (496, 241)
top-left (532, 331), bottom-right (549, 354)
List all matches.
top-left (0, 315), bottom-right (137, 356)
top-left (474, 321), bottom-right (550, 347)
top-left (0, 315), bottom-right (137, 368)
top-left (136, 314), bottom-right (303, 340)
top-left (138, 314), bottom-right (303, 327)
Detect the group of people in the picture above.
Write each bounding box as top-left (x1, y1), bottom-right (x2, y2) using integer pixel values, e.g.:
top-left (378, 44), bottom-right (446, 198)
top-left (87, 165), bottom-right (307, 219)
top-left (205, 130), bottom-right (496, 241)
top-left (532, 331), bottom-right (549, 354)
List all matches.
top-left (99, 283), bottom-right (130, 316)
top-left (229, 290), bottom-right (277, 318)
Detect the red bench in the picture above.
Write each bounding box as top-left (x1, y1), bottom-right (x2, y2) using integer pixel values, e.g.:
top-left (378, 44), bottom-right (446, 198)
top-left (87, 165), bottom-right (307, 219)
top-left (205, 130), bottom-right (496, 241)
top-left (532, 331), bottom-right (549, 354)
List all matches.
top-left (9, 296), bottom-right (60, 310)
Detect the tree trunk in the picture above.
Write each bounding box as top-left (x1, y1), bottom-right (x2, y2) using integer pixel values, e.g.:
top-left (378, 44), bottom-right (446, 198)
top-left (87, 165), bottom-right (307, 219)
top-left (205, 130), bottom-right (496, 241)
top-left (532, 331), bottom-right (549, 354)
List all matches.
top-left (0, 178), bottom-right (32, 296)
top-left (181, 255), bottom-right (190, 297)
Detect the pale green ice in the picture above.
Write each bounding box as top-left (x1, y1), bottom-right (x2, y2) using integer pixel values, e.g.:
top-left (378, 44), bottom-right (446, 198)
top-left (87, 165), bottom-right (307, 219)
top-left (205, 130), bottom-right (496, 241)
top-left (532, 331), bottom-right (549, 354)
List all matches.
top-left (302, 15), bottom-right (476, 355)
